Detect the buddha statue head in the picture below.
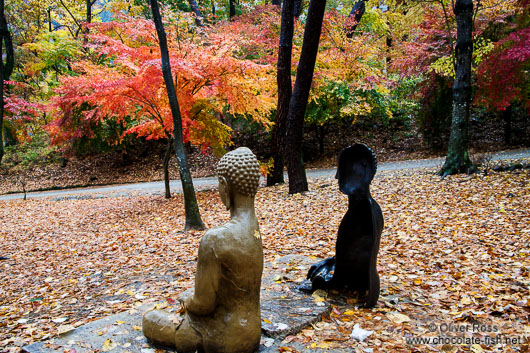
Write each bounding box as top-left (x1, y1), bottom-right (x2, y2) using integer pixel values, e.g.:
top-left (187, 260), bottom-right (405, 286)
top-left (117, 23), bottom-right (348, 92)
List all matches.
top-left (216, 147), bottom-right (261, 210)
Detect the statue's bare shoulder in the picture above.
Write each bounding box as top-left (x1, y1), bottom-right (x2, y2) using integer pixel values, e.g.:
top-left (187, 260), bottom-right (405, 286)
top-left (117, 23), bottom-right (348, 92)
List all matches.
top-left (199, 224), bottom-right (238, 253)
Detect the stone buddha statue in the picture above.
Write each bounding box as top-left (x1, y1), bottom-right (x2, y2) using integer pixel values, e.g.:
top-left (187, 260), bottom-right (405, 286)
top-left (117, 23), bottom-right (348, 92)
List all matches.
top-left (142, 147), bottom-right (263, 353)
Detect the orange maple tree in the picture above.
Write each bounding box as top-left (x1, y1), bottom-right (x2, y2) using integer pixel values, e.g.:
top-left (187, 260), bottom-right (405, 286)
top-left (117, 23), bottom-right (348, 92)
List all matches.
top-left (48, 13), bottom-right (275, 154)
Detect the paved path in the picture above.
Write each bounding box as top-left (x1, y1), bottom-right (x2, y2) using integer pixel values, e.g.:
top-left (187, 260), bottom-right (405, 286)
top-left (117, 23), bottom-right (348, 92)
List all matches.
top-left (2, 148), bottom-right (529, 201)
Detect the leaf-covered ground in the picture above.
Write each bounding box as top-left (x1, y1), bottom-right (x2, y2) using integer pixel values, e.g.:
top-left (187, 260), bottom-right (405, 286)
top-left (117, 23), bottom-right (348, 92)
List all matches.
top-left (1, 168), bottom-right (529, 352)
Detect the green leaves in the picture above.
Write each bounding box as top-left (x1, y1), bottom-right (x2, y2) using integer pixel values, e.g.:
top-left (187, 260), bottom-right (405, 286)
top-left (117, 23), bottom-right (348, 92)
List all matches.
top-left (24, 32), bottom-right (82, 77)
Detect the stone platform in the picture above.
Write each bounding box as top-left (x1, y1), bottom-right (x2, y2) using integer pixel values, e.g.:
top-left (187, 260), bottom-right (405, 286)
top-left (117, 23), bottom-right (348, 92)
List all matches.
top-left (23, 255), bottom-right (330, 353)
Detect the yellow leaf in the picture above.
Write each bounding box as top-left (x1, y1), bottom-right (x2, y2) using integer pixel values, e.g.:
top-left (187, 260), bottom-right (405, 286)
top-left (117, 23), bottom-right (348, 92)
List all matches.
top-left (387, 312), bottom-right (411, 323)
top-left (471, 344), bottom-right (484, 353)
top-left (57, 324), bottom-right (75, 335)
top-left (460, 297), bottom-right (472, 305)
top-left (312, 289), bottom-right (328, 300)
top-left (102, 339), bottom-right (118, 352)
top-left (343, 310), bottom-right (355, 316)
top-left (263, 318), bottom-right (272, 324)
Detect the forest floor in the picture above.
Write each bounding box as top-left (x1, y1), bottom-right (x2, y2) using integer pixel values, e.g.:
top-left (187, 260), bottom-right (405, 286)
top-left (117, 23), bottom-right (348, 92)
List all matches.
top-left (1, 165), bottom-right (529, 352)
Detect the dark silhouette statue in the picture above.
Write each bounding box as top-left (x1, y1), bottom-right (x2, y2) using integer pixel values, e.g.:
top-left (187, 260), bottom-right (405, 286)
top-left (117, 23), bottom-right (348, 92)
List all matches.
top-left (304, 144), bottom-right (383, 307)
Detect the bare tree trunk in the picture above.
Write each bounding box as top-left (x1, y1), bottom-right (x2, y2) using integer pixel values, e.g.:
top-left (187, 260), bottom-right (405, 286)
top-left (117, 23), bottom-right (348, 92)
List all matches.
top-left (86, 0), bottom-right (92, 24)
top-left (0, 29), bottom-right (3, 166)
top-left (229, 0), bottom-right (236, 18)
top-left (317, 124), bottom-right (325, 154)
top-left (285, 0), bottom-right (326, 194)
top-left (267, 0), bottom-right (294, 186)
top-left (294, 0), bottom-right (302, 18)
top-left (83, 0), bottom-right (94, 43)
top-left (345, 0), bottom-right (366, 38)
top-left (163, 139), bottom-right (173, 199)
top-left (439, 0), bottom-right (475, 177)
top-left (503, 105), bottom-right (512, 145)
top-left (149, 0), bottom-right (205, 230)
top-left (0, 0), bottom-right (14, 165)
top-left (188, 0), bottom-right (204, 26)
top-left (48, 8), bottom-right (53, 32)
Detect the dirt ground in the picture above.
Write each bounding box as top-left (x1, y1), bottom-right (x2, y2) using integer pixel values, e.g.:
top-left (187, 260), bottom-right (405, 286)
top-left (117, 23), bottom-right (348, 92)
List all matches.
top-left (1, 167), bottom-right (529, 352)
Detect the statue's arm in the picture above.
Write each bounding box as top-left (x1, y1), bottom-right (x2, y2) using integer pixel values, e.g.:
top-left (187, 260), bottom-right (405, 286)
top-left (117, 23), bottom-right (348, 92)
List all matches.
top-left (185, 233), bottom-right (221, 316)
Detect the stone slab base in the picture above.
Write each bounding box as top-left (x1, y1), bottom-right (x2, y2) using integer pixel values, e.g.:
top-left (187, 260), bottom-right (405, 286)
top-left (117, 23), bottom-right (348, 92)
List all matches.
top-left (23, 255), bottom-right (330, 353)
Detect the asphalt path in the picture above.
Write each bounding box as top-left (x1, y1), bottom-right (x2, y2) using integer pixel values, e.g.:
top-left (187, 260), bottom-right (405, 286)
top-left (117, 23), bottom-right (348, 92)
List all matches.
top-left (1, 148), bottom-right (529, 201)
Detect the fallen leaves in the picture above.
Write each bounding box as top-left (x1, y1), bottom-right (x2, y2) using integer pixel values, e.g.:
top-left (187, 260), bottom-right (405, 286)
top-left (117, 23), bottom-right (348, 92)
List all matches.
top-left (0, 167), bottom-right (529, 352)
top-left (387, 312), bottom-right (411, 324)
top-left (101, 338), bottom-right (118, 351)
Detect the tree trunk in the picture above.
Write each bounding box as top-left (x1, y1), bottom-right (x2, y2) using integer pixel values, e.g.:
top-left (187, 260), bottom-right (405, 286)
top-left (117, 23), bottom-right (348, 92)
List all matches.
top-left (267, 0), bottom-right (294, 186)
top-left (503, 105), bottom-right (512, 145)
top-left (163, 139), bottom-right (173, 199)
top-left (188, 0), bottom-right (204, 27)
top-left (83, 0), bottom-right (94, 43)
top-left (0, 0), bottom-right (14, 165)
top-left (294, 0), bottom-right (302, 18)
top-left (345, 0), bottom-right (366, 38)
top-left (317, 124), bottom-right (325, 155)
top-left (0, 23), bottom-right (3, 166)
top-left (86, 0), bottom-right (92, 24)
top-left (149, 0), bottom-right (205, 230)
top-left (439, 0), bottom-right (475, 177)
top-left (48, 8), bottom-right (53, 32)
top-left (285, 0), bottom-right (326, 194)
top-left (229, 0), bottom-right (236, 18)
top-left (386, 35), bottom-right (392, 67)
top-left (272, 0), bottom-right (281, 6)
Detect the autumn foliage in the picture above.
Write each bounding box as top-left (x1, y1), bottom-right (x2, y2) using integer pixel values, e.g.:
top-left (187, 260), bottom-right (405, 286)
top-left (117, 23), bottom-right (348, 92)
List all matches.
top-left (477, 27), bottom-right (530, 112)
top-left (48, 13), bottom-right (276, 154)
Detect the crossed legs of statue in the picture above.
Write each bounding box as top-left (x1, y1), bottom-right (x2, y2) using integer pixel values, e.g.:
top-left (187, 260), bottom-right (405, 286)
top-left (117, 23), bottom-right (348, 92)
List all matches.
top-left (143, 310), bottom-right (202, 353)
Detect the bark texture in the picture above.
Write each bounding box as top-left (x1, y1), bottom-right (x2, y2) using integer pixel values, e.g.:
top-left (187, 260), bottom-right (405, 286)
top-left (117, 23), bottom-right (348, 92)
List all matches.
top-left (502, 106), bottom-right (512, 145)
top-left (0, 0), bottom-right (14, 165)
top-left (440, 0), bottom-right (475, 177)
top-left (229, 0), bottom-right (236, 18)
top-left (345, 0), bottom-right (366, 38)
top-left (294, 0), bottom-right (302, 18)
top-left (149, 0), bottom-right (205, 230)
top-left (267, 0), bottom-right (294, 186)
top-left (285, 0), bottom-right (327, 194)
top-left (86, 0), bottom-right (92, 24)
top-left (188, 0), bottom-right (204, 27)
top-left (163, 139), bottom-right (173, 199)
top-left (0, 24), bottom-right (3, 166)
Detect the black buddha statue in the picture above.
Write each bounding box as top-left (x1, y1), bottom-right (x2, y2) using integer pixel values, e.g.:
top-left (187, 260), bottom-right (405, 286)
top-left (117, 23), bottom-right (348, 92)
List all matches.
top-left (304, 144), bottom-right (384, 307)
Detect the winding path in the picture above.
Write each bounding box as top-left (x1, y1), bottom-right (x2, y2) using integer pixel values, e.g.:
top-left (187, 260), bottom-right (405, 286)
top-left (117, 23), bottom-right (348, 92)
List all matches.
top-left (1, 148), bottom-right (529, 201)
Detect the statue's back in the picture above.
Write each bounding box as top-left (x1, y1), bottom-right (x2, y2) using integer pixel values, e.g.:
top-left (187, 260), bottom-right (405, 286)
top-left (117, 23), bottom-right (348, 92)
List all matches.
top-left (190, 222), bottom-right (263, 352)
